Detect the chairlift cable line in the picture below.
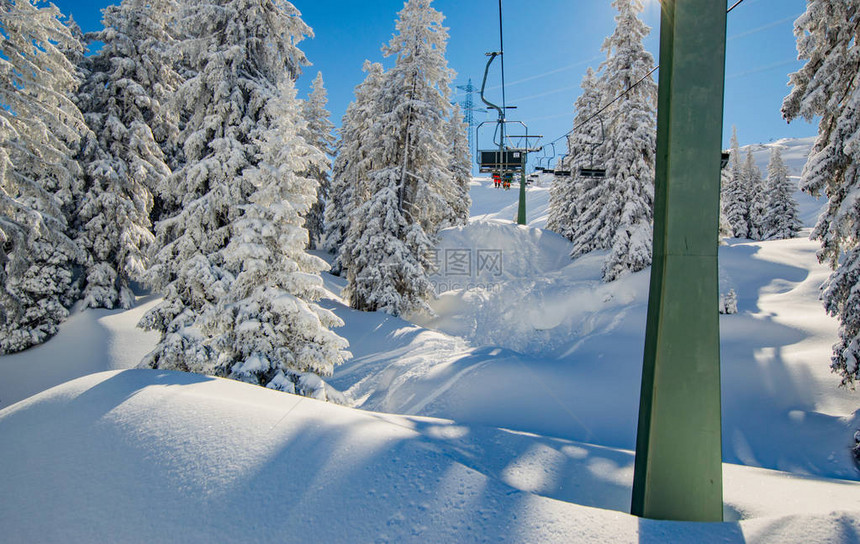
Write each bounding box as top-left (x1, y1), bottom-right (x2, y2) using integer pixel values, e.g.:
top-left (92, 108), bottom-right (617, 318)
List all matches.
top-left (545, 0), bottom-right (749, 149)
top-left (727, 0), bottom-right (746, 14)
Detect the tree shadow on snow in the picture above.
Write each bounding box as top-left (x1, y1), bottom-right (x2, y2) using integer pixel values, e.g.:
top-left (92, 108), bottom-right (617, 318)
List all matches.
top-left (719, 243), bottom-right (859, 480)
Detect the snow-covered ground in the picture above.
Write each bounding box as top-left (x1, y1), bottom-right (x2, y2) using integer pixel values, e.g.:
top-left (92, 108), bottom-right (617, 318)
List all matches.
top-left (2, 137), bottom-right (859, 543)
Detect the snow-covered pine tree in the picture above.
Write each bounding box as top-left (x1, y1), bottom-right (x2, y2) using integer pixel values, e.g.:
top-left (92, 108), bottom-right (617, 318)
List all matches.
top-left (139, 0), bottom-right (313, 373)
top-left (301, 71), bottom-right (335, 250)
top-left (744, 149), bottom-right (768, 241)
top-left (342, 0), bottom-right (455, 314)
top-left (548, 66), bottom-right (605, 242)
top-left (0, 0), bottom-right (87, 353)
top-left (723, 126), bottom-right (749, 238)
top-left (324, 60), bottom-right (386, 273)
top-left (763, 147), bottom-right (800, 240)
top-left (74, 0), bottom-right (180, 309)
top-left (782, 0), bottom-right (860, 385)
top-left (719, 166), bottom-right (734, 241)
top-left (573, 0), bottom-right (656, 282)
top-left (60, 15), bottom-right (85, 66)
top-left (203, 77), bottom-right (349, 398)
top-left (444, 103), bottom-right (472, 227)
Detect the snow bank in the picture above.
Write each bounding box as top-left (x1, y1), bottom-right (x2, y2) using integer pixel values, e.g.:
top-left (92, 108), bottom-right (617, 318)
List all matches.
top-left (417, 219), bottom-right (649, 357)
top-left (0, 295), bottom-right (160, 410)
top-left (1, 370), bottom-right (858, 543)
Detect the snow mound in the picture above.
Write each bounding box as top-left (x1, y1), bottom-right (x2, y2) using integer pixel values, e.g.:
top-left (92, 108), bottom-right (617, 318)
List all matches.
top-left (0, 295), bottom-right (160, 410)
top-left (2, 370), bottom-right (858, 544)
top-left (416, 219), bottom-right (649, 356)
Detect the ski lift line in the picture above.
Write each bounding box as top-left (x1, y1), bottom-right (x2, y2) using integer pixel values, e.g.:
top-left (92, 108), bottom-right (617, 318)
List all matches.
top-left (487, 55), bottom-right (606, 91)
top-left (513, 83), bottom-right (584, 104)
top-left (727, 59), bottom-right (798, 80)
top-left (728, 14), bottom-right (797, 41)
top-left (545, 0), bottom-right (750, 149)
top-left (546, 65), bottom-right (659, 148)
top-left (727, 0), bottom-right (747, 14)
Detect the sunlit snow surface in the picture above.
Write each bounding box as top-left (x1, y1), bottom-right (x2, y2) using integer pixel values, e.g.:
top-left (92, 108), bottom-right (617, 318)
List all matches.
top-left (2, 137), bottom-right (860, 543)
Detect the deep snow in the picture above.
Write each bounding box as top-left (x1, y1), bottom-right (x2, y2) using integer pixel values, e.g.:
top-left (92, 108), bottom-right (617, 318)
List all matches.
top-left (1, 136), bottom-right (859, 542)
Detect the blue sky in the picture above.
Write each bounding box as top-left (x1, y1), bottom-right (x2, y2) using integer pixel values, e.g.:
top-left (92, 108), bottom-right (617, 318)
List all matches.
top-left (53, 0), bottom-right (816, 168)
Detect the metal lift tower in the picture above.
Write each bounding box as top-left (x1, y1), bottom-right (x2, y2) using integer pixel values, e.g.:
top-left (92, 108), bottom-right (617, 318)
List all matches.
top-left (631, 0), bottom-right (728, 522)
top-left (456, 79), bottom-right (484, 159)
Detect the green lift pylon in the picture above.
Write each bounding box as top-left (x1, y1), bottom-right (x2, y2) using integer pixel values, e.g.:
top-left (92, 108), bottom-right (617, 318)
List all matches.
top-left (517, 164), bottom-right (527, 225)
top-left (631, 0), bottom-right (727, 522)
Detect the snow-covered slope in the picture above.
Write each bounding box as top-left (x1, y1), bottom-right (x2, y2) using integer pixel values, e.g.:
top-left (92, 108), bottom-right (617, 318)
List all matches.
top-left (328, 206), bottom-right (858, 480)
top-left (1, 370), bottom-right (858, 544)
top-left (1, 136), bottom-right (859, 543)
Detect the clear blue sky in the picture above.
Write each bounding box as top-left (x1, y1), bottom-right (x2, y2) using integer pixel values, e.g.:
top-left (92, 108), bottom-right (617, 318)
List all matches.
top-left (53, 0), bottom-right (816, 169)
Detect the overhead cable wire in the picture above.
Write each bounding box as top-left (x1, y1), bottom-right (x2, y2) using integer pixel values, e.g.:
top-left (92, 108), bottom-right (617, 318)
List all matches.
top-left (546, 0), bottom-right (749, 148)
top-left (727, 0), bottom-right (746, 14)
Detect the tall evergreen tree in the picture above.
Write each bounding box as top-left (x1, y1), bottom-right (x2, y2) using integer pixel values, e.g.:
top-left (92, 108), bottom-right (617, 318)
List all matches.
top-left (782, 0), bottom-right (860, 385)
top-left (324, 60), bottom-right (386, 273)
top-left (342, 0), bottom-right (455, 314)
top-left (74, 0), bottom-right (180, 309)
top-left (444, 103), bottom-right (472, 227)
top-left (203, 77), bottom-right (349, 397)
top-left (744, 149), bottom-right (768, 241)
top-left (0, 0), bottom-right (86, 353)
top-left (302, 71), bottom-right (335, 250)
top-left (719, 167), bottom-right (734, 241)
top-left (723, 126), bottom-right (749, 238)
top-left (571, 0), bottom-right (656, 281)
top-left (763, 147), bottom-right (800, 240)
top-left (139, 0), bottom-right (315, 374)
top-left (548, 66), bottom-right (605, 242)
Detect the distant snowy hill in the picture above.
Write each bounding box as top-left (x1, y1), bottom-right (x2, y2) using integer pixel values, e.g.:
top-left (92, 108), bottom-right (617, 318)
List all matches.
top-left (2, 136), bottom-right (859, 543)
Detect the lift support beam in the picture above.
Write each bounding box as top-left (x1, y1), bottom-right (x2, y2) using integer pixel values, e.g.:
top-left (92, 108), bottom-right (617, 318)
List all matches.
top-left (631, 0), bottom-right (727, 522)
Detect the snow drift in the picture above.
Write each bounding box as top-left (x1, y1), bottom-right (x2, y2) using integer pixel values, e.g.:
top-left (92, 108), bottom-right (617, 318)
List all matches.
top-left (1, 370), bottom-right (859, 543)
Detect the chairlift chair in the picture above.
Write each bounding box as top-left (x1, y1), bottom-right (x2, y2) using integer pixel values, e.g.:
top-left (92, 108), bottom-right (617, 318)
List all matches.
top-left (576, 116), bottom-right (607, 180)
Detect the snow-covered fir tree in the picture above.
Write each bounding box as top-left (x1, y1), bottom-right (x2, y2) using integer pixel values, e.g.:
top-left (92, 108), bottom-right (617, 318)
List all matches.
top-left (722, 126), bottom-right (749, 239)
top-left (139, 0), bottom-right (320, 376)
top-left (203, 77), bottom-right (349, 397)
top-left (324, 60), bottom-right (386, 273)
top-left (570, 0), bottom-right (656, 282)
top-left (548, 66), bottom-right (606, 242)
top-left (719, 289), bottom-right (738, 315)
top-left (0, 0), bottom-right (86, 353)
top-left (342, 0), bottom-right (455, 314)
top-left (719, 166), bottom-right (734, 242)
top-left (74, 0), bottom-right (180, 309)
top-left (744, 149), bottom-right (768, 241)
top-left (60, 15), bottom-right (86, 66)
top-left (762, 147), bottom-right (800, 240)
top-left (301, 72), bottom-right (335, 250)
top-left (782, 0), bottom-right (860, 385)
top-left (444, 103), bottom-right (472, 227)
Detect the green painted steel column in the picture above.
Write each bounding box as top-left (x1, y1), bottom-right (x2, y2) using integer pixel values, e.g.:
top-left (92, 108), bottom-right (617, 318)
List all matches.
top-left (631, 0), bottom-right (727, 522)
top-left (517, 158), bottom-right (527, 225)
